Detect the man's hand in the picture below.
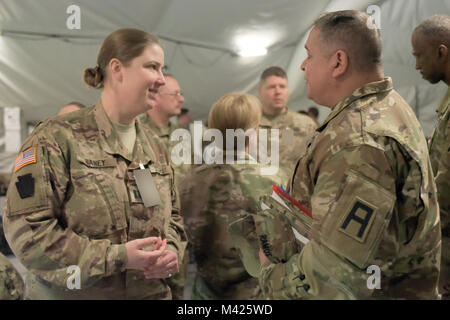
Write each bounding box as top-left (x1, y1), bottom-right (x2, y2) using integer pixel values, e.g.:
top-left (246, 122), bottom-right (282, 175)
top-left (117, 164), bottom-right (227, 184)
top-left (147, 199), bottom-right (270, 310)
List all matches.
top-left (259, 248), bottom-right (270, 266)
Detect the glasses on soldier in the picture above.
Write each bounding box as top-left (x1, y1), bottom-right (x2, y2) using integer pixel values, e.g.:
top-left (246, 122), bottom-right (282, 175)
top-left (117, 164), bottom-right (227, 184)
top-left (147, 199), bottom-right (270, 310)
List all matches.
top-left (160, 92), bottom-right (184, 97)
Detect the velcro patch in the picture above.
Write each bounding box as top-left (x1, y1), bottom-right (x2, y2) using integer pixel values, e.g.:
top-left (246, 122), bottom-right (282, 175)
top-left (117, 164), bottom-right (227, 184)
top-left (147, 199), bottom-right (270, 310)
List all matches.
top-left (15, 173), bottom-right (35, 199)
top-left (14, 147), bottom-right (36, 173)
top-left (339, 199), bottom-right (376, 243)
top-left (319, 171), bottom-right (395, 269)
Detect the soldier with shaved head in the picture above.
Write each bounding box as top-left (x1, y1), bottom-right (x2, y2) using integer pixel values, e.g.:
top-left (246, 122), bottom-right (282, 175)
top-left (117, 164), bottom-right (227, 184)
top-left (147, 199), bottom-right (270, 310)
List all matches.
top-left (258, 10), bottom-right (441, 299)
top-left (412, 14), bottom-right (450, 299)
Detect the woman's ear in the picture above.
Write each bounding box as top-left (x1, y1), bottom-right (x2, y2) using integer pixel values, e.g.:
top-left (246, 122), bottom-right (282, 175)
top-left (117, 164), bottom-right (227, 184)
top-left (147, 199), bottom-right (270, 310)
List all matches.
top-left (108, 58), bottom-right (123, 82)
top-left (330, 49), bottom-right (349, 78)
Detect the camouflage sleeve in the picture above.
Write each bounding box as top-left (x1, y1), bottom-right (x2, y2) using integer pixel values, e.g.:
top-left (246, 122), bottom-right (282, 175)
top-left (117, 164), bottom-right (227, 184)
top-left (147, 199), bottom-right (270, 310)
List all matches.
top-left (433, 112), bottom-right (450, 231)
top-left (178, 169), bottom-right (212, 264)
top-left (166, 163), bottom-right (188, 263)
top-left (3, 131), bottom-right (127, 289)
top-left (259, 144), bottom-right (400, 299)
top-left (0, 253), bottom-right (24, 300)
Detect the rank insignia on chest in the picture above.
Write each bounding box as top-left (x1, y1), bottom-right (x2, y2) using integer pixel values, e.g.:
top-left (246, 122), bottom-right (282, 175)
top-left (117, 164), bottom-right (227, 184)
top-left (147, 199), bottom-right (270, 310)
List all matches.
top-left (128, 185), bottom-right (143, 203)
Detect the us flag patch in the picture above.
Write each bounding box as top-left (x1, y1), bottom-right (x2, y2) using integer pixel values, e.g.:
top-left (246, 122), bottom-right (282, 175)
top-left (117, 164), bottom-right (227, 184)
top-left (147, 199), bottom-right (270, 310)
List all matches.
top-left (14, 147), bottom-right (37, 173)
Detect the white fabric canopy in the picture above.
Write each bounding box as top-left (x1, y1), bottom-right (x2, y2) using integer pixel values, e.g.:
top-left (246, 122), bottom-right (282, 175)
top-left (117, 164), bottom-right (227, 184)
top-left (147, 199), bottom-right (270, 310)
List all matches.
top-left (0, 0), bottom-right (448, 138)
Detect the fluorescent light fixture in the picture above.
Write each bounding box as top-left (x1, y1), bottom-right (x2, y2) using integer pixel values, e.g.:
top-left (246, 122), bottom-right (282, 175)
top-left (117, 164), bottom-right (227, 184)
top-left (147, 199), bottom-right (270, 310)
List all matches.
top-left (237, 46), bottom-right (267, 57)
top-left (234, 32), bottom-right (272, 57)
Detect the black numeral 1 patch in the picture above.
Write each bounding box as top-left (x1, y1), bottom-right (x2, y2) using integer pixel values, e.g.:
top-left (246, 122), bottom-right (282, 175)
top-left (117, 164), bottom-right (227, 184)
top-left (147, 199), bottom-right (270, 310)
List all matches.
top-left (339, 199), bottom-right (376, 243)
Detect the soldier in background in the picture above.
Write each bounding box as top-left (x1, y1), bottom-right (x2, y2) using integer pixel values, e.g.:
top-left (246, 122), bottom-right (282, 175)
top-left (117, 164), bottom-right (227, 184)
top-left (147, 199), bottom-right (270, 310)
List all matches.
top-left (259, 10), bottom-right (441, 299)
top-left (177, 108), bottom-right (192, 130)
top-left (412, 14), bottom-right (450, 299)
top-left (307, 106), bottom-right (320, 126)
top-left (141, 74), bottom-right (188, 299)
top-left (258, 66), bottom-right (317, 184)
top-left (57, 101), bottom-right (86, 116)
top-left (180, 93), bottom-right (283, 299)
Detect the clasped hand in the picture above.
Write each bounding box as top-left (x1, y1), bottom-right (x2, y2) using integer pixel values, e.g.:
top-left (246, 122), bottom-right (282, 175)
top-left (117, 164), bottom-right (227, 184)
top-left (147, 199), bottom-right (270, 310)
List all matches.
top-left (125, 237), bottom-right (179, 279)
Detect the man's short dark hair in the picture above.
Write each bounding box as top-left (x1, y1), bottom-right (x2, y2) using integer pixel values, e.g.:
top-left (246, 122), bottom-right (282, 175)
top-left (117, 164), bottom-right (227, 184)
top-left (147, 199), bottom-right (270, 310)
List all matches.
top-left (414, 15), bottom-right (450, 47)
top-left (308, 106), bottom-right (319, 118)
top-left (313, 10), bottom-right (382, 72)
top-left (178, 108), bottom-right (189, 117)
top-left (260, 66), bottom-right (287, 83)
top-left (65, 101), bottom-right (86, 108)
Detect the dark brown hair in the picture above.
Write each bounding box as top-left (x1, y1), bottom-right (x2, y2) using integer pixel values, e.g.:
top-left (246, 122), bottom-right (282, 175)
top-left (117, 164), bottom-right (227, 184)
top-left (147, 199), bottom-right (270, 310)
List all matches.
top-left (84, 28), bottom-right (161, 88)
top-left (260, 66), bottom-right (287, 83)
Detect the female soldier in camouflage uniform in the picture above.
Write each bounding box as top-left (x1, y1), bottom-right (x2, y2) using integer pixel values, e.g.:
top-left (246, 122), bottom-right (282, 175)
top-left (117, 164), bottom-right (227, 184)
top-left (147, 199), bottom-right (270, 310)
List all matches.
top-left (180, 93), bottom-right (283, 299)
top-left (3, 29), bottom-right (186, 299)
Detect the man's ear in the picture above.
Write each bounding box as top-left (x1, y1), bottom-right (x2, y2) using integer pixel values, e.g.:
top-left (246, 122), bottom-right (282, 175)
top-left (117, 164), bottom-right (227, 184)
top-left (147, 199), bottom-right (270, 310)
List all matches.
top-left (437, 44), bottom-right (448, 61)
top-left (108, 58), bottom-right (123, 82)
top-left (330, 49), bottom-right (349, 78)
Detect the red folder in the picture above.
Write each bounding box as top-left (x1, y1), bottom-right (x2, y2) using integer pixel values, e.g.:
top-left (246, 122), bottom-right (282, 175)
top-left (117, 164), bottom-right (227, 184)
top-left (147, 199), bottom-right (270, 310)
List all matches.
top-left (272, 184), bottom-right (313, 219)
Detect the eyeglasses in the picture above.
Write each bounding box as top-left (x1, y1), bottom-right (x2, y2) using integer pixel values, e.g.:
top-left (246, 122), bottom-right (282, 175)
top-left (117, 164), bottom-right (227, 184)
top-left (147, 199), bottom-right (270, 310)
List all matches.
top-left (160, 92), bottom-right (184, 97)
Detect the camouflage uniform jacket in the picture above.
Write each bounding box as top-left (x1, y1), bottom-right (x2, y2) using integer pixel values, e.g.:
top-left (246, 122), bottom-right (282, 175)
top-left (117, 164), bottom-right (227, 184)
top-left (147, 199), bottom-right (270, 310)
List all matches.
top-left (259, 78), bottom-right (441, 299)
top-left (180, 151), bottom-right (282, 299)
top-left (3, 101), bottom-right (187, 299)
top-left (429, 86), bottom-right (450, 298)
top-left (0, 252), bottom-right (24, 300)
top-left (260, 110), bottom-right (317, 184)
top-left (141, 114), bottom-right (191, 183)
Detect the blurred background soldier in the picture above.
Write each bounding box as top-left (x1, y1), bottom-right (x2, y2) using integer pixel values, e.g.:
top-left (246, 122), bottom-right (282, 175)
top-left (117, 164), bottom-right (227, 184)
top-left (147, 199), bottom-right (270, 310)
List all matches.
top-left (141, 74), bottom-right (188, 299)
top-left (412, 14), bottom-right (450, 299)
top-left (258, 66), bottom-right (317, 184)
top-left (57, 101), bottom-right (87, 116)
top-left (177, 108), bottom-right (192, 130)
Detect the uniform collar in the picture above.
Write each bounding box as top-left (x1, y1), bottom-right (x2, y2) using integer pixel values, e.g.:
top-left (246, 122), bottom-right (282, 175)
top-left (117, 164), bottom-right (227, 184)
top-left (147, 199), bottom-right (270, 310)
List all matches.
top-left (260, 108), bottom-right (290, 127)
top-left (436, 86), bottom-right (450, 116)
top-left (319, 77), bottom-right (393, 130)
top-left (141, 113), bottom-right (173, 138)
top-left (94, 99), bottom-right (156, 166)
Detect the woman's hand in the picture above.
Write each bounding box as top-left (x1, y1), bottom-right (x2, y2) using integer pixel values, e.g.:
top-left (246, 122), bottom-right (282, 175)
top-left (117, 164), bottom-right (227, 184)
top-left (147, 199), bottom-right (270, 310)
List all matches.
top-left (142, 250), bottom-right (179, 279)
top-left (125, 237), bottom-right (167, 271)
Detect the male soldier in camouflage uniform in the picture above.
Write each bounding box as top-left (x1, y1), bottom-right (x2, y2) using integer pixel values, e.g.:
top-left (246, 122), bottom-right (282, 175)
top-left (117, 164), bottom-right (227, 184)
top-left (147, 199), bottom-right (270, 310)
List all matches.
top-left (412, 14), bottom-right (450, 299)
top-left (141, 74), bottom-right (188, 299)
top-left (3, 100), bottom-right (187, 299)
top-left (258, 10), bottom-right (441, 299)
top-left (258, 67), bottom-right (317, 183)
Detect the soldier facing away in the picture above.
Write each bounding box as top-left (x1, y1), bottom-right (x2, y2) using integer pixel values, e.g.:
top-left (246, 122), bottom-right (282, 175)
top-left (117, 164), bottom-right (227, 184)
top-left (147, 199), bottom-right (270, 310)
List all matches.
top-left (258, 10), bottom-right (441, 299)
top-left (180, 93), bottom-right (284, 299)
top-left (412, 14), bottom-right (450, 299)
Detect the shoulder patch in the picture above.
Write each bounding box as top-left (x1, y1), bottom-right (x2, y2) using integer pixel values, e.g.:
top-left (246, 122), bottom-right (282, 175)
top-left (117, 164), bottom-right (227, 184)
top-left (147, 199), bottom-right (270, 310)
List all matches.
top-left (14, 147), bottom-right (36, 173)
top-left (319, 171), bottom-right (395, 268)
top-left (339, 198), bottom-right (376, 243)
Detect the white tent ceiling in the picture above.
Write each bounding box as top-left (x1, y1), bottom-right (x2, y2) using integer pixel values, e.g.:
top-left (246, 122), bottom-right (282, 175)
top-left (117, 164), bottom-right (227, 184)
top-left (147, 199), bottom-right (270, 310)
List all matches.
top-left (0, 0), bottom-right (449, 138)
